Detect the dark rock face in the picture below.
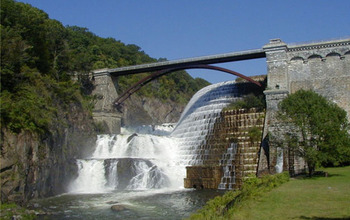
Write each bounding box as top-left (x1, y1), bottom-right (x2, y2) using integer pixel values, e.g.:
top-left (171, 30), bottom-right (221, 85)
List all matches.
top-left (127, 133), bottom-right (138, 143)
top-left (121, 96), bottom-right (185, 127)
top-left (0, 104), bottom-right (96, 204)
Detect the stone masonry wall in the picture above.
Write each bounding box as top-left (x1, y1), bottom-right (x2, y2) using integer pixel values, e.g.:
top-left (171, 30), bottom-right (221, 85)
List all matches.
top-left (259, 38), bottom-right (350, 175)
top-left (287, 40), bottom-right (350, 121)
top-left (91, 70), bottom-right (122, 134)
top-left (184, 108), bottom-right (265, 189)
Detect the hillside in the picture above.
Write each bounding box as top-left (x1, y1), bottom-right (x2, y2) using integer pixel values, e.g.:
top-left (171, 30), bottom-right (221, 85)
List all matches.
top-left (0, 0), bottom-right (209, 203)
top-left (1, 0), bottom-right (210, 133)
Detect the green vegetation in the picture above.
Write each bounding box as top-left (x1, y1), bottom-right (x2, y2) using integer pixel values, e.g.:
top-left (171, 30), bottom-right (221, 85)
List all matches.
top-left (248, 126), bottom-right (263, 143)
top-left (0, 0), bottom-right (209, 134)
top-left (223, 93), bottom-right (265, 111)
top-left (1, 0), bottom-right (87, 133)
top-left (0, 202), bottom-right (36, 220)
top-left (277, 90), bottom-right (350, 176)
top-left (188, 172), bottom-right (290, 220)
top-left (188, 166), bottom-right (350, 220)
top-left (226, 166), bottom-right (350, 220)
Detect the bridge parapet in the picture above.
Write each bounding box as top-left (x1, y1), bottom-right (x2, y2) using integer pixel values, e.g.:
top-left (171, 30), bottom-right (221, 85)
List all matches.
top-left (104, 49), bottom-right (266, 76)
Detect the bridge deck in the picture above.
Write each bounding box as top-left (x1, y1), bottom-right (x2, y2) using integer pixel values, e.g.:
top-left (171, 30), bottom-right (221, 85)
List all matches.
top-left (94, 48), bottom-right (266, 76)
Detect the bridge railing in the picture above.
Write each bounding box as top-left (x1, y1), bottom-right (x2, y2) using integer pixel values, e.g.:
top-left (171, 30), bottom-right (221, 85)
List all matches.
top-left (93, 48), bottom-right (266, 76)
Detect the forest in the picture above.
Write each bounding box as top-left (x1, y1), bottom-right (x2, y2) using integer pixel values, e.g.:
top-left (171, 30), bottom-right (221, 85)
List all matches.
top-left (0, 0), bottom-right (210, 134)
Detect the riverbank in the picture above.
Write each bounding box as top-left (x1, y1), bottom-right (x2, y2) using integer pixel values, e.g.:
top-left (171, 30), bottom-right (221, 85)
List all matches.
top-left (188, 166), bottom-right (350, 220)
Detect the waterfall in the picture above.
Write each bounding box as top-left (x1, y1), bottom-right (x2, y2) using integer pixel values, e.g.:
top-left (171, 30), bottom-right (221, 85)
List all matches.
top-left (171, 81), bottom-right (240, 165)
top-left (71, 159), bottom-right (107, 193)
top-left (70, 80), bottom-right (241, 193)
top-left (275, 147), bottom-right (283, 173)
top-left (69, 127), bottom-right (182, 193)
top-left (218, 143), bottom-right (237, 190)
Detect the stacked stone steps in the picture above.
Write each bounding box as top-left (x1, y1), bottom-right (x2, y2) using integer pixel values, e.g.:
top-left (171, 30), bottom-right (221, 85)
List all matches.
top-left (184, 108), bottom-right (265, 190)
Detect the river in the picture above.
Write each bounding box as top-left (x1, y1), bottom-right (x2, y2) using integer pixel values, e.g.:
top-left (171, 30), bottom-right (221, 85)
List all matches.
top-left (33, 189), bottom-right (224, 219)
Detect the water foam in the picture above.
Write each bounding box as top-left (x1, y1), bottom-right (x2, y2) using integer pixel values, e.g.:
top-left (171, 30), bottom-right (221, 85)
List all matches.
top-left (171, 81), bottom-right (240, 165)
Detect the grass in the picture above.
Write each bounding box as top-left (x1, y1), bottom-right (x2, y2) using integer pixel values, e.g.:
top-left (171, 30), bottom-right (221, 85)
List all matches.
top-left (187, 166), bottom-right (350, 220)
top-left (188, 172), bottom-right (290, 220)
top-left (230, 166), bottom-right (350, 220)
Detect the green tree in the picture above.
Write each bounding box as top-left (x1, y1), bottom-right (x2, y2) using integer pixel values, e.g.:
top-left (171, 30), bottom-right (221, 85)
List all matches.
top-left (223, 93), bottom-right (265, 111)
top-left (1, 0), bottom-right (210, 134)
top-left (278, 90), bottom-right (350, 176)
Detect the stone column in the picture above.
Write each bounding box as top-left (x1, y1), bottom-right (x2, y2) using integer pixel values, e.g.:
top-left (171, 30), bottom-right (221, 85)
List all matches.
top-left (263, 38), bottom-right (289, 91)
top-left (258, 39), bottom-right (290, 174)
top-left (92, 69), bottom-right (122, 134)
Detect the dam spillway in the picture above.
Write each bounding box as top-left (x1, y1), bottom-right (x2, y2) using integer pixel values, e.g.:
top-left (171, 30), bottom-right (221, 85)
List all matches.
top-left (171, 80), bottom-right (265, 190)
top-left (70, 80), bottom-right (265, 192)
top-left (181, 108), bottom-right (265, 189)
top-left (171, 81), bottom-right (242, 166)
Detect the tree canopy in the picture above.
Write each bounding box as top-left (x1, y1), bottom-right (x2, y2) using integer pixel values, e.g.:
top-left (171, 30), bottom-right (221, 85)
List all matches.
top-left (278, 90), bottom-right (350, 176)
top-left (0, 0), bottom-right (210, 134)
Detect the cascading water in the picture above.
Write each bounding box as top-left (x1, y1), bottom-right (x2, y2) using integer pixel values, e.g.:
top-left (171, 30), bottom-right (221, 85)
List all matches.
top-left (218, 143), bottom-right (238, 189)
top-left (70, 80), bottom-right (241, 194)
top-left (171, 81), bottom-right (241, 166)
top-left (275, 147), bottom-right (284, 173)
top-left (37, 81), bottom-right (244, 219)
top-left (69, 126), bottom-right (183, 193)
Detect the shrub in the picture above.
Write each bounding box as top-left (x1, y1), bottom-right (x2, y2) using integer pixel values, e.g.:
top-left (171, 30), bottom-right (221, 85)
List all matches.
top-left (223, 93), bottom-right (265, 111)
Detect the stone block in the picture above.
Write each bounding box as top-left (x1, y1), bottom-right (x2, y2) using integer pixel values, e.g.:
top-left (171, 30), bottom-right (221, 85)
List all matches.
top-left (93, 111), bottom-right (122, 134)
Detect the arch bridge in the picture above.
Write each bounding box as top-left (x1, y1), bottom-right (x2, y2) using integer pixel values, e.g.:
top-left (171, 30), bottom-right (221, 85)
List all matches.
top-left (93, 48), bottom-right (266, 109)
top-left (92, 38), bottom-right (350, 140)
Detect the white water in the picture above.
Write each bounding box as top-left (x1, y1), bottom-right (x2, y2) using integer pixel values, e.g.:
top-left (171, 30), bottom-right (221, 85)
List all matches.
top-left (70, 80), bottom-right (241, 193)
top-left (218, 143), bottom-right (238, 190)
top-left (171, 81), bottom-right (241, 165)
top-left (69, 128), bottom-right (184, 193)
top-left (275, 147), bottom-right (284, 173)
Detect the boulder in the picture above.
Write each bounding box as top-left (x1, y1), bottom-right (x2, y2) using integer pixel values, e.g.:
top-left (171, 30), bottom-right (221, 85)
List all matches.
top-left (111, 204), bottom-right (128, 212)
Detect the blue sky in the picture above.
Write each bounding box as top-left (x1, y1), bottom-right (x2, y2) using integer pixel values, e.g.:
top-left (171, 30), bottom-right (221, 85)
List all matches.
top-left (18, 0), bottom-right (350, 83)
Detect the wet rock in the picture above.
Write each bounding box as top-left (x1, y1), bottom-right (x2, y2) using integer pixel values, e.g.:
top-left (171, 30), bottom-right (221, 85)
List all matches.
top-left (111, 204), bottom-right (128, 212)
top-left (1, 99), bottom-right (96, 204)
top-left (127, 133), bottom-right (138, 143)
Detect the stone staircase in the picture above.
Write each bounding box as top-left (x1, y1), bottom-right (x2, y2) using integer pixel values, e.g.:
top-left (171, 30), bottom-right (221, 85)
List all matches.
top-left (184, 108), bottom-right (265, 190)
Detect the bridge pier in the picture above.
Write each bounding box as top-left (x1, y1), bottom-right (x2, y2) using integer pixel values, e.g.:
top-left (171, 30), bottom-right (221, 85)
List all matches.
top-left (92, 69), bottom-right (122, 134)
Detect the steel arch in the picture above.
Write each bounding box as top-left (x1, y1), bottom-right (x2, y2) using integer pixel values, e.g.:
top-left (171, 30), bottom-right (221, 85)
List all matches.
top-left (115, 64), bottom-right (262, 106)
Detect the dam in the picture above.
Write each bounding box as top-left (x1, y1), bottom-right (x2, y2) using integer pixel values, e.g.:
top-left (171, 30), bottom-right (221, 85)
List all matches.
top-left (69, 78), bottom-right (266, 194)
top-left (33, 37), bottom-right (350, 215)
top-left (90, 37), bottom-right (350, 181)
